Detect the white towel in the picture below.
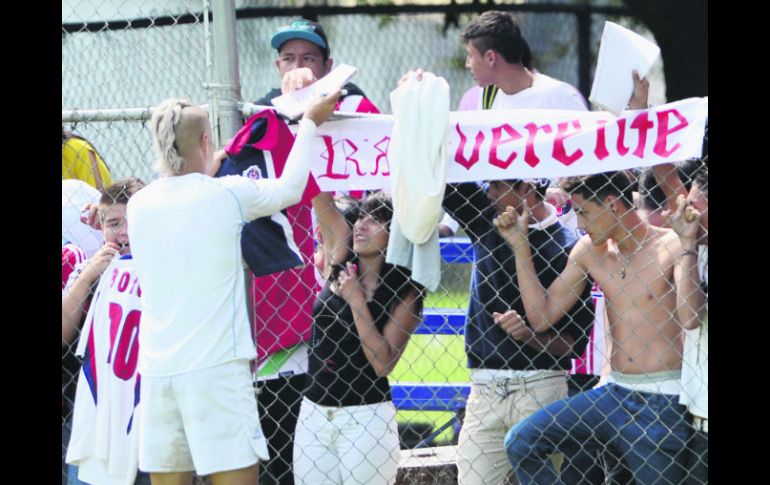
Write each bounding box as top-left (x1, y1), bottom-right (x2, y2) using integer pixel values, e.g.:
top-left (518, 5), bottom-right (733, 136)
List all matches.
top-left (388, 71), bottom-right (449, 243)
top-left (385, 71), bottom-right (449, 292)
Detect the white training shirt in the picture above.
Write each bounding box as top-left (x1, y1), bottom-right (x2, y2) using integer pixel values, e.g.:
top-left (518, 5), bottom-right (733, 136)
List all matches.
top-left (459, 73), bottom-right (588, 112)
top-left (127, 119), bottom-right (317, 377)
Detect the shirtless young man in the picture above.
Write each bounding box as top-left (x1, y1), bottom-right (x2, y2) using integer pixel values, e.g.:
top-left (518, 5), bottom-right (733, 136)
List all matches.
top-left (493, 170), bottom-right (705, 484)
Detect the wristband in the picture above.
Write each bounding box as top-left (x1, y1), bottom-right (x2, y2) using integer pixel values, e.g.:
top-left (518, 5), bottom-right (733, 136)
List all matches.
top-left (680, 249), bottom-right (698, 258)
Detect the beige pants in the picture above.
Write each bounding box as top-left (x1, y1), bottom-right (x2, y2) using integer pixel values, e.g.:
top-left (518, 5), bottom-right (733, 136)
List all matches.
top-left (457, 373), bottom-right (567, 485)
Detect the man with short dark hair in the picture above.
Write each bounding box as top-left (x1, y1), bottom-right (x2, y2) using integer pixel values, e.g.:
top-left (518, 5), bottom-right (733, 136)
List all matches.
top-left (447, 11), bottom-right (594, 484)
top-left (457, 10), bottom-right (587, 111)
top-left (213, 19), bottom-right (381, 485)
top-left (444, 176), bottom-right (595, 485)
top-left (495, 169), bottom-right (703, 484)
top-left (259, 18), bottom-right (378, 116)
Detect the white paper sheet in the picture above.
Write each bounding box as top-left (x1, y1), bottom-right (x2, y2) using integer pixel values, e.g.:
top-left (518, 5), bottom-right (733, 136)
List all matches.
top-left (271, 64), bottom-right (358, 119)
top-left (589, 21), bottom-right (661, 116)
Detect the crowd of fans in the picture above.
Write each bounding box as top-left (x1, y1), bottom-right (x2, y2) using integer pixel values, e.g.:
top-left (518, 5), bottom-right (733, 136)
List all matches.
top-left (62, 11), bottom-right (707, 485)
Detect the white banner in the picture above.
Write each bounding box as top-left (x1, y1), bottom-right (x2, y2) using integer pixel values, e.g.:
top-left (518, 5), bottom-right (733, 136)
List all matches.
top-left (307, 97), bottom-right (707, 192)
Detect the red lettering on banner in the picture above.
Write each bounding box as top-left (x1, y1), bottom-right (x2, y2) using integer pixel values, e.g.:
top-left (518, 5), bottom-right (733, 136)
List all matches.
top-left (630, 112), bottom-right (655, 158)
top-left (616, 119), bottom-right (630, 156)
top-left (320, 136), bottom-right (348, 180)
top-left (594, 119), bottom-right (610, 160)
top-left (319, 136), bottom-right (366, 179)
top-left (454, 123), bottom-right (484, 169)
top-left (654, 109), bottom-right (689, 157)
top-left (489, 124), bottom-right (523, 169)
top-left (523, 123), bottom-right (553, 167)
top-left (341, 139), bottom-right (365, 176)
top-left (552, 120), bottom-right (584, 166)
top-left (371, 136), bottom-right (390, 176)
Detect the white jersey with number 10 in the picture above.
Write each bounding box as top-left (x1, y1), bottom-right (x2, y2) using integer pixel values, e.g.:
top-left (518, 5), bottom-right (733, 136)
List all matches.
top-left (66, 255), bottom-right (142, 485)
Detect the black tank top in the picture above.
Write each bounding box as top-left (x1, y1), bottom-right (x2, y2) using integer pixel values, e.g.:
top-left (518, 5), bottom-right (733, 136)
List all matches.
top-left (305, 259), bottom-right (419, 406)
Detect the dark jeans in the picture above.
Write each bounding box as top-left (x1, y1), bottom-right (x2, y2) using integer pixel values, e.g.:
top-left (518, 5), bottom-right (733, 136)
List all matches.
top-left (257, 373), bottom-right (307, 485)
top-left (563, 375), bottom-right (633, 485)
top-left (684, 427), bottom-right (708, 484)
top-left (506, 384), bottom-right (691, 485)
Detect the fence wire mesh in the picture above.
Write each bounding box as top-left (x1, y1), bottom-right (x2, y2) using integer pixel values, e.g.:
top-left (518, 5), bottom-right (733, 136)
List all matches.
top-left (62, 2), bottom-right (706, 484)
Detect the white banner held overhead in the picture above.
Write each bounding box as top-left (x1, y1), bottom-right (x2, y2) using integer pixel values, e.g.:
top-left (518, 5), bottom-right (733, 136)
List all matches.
top-left (302, 97), bottom-right (707, 192)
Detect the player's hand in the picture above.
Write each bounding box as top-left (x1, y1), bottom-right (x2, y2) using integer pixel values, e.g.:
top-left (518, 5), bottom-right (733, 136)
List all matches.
top-left (332, 262), bottom-right (365, 304)
top-left (493, 203), bottom-right (530, 246)
top-left (397, 68), bottom-right (425, 87)
top-left (82, 242), bottom-right (120, 282)
top-left (281, 67), bottom-right (317, 94)
top-left (628, 70), bottom-right (650, 110)
top-left (303, 90), bottom-right (342, 126)
top-left (493, 310), bottom-right (532, 341)
top-left (80, 203), bottom-right (101, 230)
top-left (663, 194), bottom-right (700, 245)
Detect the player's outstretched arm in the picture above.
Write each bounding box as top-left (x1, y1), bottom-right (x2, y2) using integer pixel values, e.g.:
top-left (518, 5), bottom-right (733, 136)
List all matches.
top-left (237, 90), bottom-right (341, 222)
top-left (268, 90), bottom-right (341, 209)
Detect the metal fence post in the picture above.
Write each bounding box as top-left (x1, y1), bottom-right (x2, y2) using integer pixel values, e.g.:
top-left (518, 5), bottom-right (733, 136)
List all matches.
top-left (209, 0), bottom-right (242, 149)
top-left (576, 7), bottom-right (593, 101)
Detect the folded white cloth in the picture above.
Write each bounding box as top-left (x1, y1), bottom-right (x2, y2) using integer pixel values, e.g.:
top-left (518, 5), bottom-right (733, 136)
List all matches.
top-left (387, 71), bottom-right (449, 244)
top-left (386, 217), bottom-right (441, 292)
top-left (385, 71), bottom-right (449, 291)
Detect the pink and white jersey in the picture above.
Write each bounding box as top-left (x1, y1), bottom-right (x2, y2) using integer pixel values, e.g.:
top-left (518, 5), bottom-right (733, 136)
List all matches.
top-left (570, 282), bottom-right (608, 377)
top-left (62, 243), bottom-right (87, 292)
top-left (336, 93), bottom-right (379, 115)
top-left (254, 92), bottom-right (380, 374)
top-left (66, 255), bottom-right (142, 485)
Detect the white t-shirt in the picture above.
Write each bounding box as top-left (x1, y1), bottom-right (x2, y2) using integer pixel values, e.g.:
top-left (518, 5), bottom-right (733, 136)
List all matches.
top-left (128, 120), bottom-right (317, 377)
top-left (679, 245), bottom-right (708, 419)
top-left (457, 73), bottom-right (587, 112)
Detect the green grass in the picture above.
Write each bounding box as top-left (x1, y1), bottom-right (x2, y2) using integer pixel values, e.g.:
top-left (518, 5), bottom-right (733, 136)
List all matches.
top-left (423, 290), bottom-right (469, 309)
top-left (389, 290), bottom-right (471, 445)
top-left (390, 334), bottom-right (469, 444)
top-left (390, 334), bottom-right (469, 382)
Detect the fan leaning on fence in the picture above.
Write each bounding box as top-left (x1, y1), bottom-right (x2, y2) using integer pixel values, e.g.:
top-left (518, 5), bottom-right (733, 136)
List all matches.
top-left (293, 189), bottom-right (425, 485)
top-left (494, 169), bottom-right (706, 484)
top-left (62, 178), bottom-right (151, 485)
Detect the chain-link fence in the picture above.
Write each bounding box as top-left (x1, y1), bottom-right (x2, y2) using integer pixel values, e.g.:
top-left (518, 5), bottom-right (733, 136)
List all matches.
top-left (63, 1), bottom-right (706, 484)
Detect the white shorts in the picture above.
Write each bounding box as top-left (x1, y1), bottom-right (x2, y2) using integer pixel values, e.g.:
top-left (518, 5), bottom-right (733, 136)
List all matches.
top-left (138, 359), bottom-right (270, 475)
